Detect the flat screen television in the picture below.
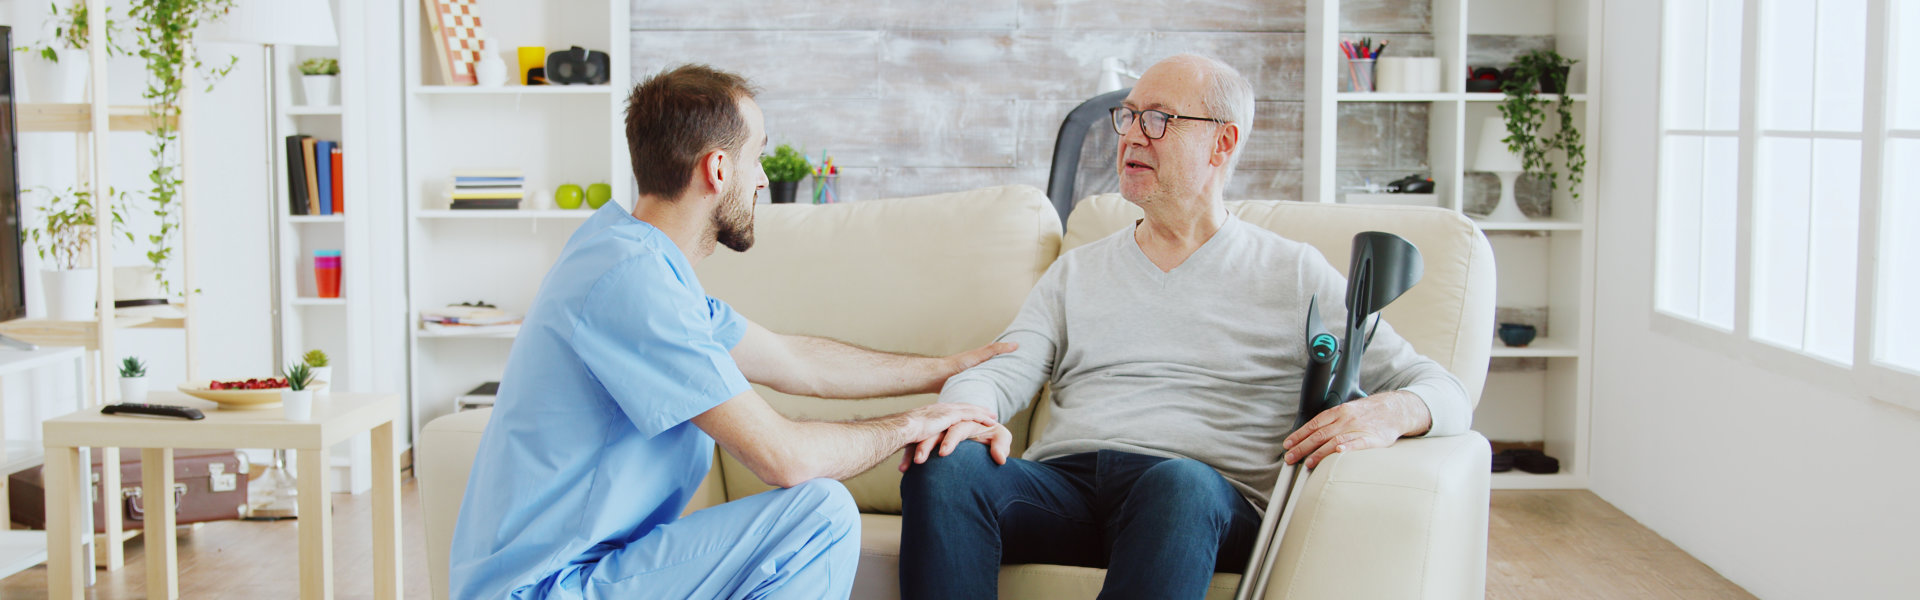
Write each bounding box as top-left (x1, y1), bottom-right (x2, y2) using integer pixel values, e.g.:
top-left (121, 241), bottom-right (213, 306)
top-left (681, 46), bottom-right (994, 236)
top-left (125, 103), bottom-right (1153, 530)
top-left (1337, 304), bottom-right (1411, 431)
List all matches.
top-left (0, 27), bottom-right (32, 349)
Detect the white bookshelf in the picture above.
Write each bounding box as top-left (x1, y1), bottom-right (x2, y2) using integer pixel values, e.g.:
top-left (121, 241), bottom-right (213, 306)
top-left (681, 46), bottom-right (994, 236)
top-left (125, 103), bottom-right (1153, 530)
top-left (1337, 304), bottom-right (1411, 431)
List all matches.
top-left (1307, 0), bottom-right (1601, 490)
top-left (401, 0), bottom-right (633, 443)
top-left (266, 0), bottom-right (375, 494)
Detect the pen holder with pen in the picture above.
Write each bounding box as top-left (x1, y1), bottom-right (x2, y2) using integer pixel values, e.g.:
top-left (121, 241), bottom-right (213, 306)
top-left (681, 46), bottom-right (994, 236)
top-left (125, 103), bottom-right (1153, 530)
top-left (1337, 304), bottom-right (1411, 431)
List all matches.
top-left (811, 173), bottom-right (839, 204)
top-left (1347, 58), bottom-right (1376, 93)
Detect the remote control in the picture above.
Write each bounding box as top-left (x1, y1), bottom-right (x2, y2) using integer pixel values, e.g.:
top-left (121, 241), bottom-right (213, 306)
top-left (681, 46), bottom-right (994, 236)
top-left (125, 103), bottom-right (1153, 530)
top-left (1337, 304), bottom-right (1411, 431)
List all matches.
top-left (100, 403), bottom-right (205, 420)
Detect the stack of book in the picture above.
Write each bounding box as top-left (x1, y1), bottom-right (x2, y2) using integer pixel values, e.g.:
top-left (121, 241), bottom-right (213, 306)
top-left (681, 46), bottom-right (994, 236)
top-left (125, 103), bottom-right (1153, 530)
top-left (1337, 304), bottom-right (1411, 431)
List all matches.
top-left (450, 170), bottom-right (525, 209)
top-left (284, 135), bottom-right (345, 215)
top-left (420, 303), bottom-right (523, 336)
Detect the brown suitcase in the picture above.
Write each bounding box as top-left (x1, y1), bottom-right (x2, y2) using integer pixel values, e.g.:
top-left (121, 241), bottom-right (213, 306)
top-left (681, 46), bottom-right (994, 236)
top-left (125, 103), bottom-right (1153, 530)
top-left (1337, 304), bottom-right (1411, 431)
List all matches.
top-left (9, 448), bottom-right (249, 533)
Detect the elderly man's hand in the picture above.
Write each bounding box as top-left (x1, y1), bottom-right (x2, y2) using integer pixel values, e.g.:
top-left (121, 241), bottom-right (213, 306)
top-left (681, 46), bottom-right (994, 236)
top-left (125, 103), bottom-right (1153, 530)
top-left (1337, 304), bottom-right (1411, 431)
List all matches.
top-left (1282, 390), bottom-right (1432, 469)
top-left (898, 419), bottom-right (1013, 472)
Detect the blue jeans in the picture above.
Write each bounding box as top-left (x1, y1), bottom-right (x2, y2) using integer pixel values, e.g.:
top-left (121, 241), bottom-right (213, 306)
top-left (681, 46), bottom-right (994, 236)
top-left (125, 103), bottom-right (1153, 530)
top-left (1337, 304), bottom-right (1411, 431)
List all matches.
top-left (899, 444), bottom-right (1262, 599)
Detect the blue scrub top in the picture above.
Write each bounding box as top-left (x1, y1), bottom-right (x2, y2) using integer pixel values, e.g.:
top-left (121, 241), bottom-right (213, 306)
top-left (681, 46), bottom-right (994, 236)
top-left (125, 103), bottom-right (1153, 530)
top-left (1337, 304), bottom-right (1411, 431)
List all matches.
top-left (449, 203), bottom-right (752, 599)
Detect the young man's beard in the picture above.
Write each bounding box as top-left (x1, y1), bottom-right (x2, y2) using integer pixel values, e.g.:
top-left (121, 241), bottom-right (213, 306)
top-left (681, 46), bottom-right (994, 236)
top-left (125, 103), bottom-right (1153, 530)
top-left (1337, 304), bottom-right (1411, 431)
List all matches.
top-left (712, 177), bottom-right (756, 252)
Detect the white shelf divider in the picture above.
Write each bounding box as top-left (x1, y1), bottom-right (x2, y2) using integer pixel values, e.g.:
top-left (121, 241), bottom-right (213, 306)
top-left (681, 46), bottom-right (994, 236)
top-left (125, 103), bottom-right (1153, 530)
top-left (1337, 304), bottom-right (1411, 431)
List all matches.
top-left (415, 209), bottom-right (596, 220)
top-left (411, 85), bottom-right (614, 96)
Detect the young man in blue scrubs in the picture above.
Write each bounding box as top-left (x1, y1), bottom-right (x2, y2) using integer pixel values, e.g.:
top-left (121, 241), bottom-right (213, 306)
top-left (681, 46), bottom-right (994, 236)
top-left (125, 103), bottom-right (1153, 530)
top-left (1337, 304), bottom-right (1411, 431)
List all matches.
top-left (449, 64), bottom-right (1012, 600)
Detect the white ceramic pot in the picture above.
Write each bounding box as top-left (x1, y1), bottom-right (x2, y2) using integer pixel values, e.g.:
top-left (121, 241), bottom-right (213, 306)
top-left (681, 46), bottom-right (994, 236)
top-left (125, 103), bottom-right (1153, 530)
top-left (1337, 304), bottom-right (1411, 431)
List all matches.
top-left (19, 48), bottom-right (87, 104)
top-left (282, 388), bottom-right (314, 420)
top-left (41, 268), bottom-right (96, 321)
top-left (310, 366), bottom-right (333, 395)
top-left (301, 75), bottom-right (335, 106)
top-left (118, 376), bottom-right (147, 404)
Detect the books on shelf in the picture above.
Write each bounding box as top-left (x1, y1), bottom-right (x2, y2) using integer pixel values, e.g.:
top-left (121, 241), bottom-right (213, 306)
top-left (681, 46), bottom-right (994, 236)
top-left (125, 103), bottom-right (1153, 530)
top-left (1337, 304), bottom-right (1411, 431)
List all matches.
top-left (284, 134), bottom-right (346, 216)
top-left (456, 381), bottom-right (499, 411)
top-left (448, 169), bottom-right (525, 209)
top-left (421, 303), bottom-right (522, 335)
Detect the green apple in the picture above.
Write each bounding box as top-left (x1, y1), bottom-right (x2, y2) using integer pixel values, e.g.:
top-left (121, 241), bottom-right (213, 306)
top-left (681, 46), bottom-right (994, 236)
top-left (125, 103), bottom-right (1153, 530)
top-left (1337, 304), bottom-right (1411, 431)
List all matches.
top-left (555, 184), bottom-right (584, 209)
top-left (586, 183), bottom-right (613, 208)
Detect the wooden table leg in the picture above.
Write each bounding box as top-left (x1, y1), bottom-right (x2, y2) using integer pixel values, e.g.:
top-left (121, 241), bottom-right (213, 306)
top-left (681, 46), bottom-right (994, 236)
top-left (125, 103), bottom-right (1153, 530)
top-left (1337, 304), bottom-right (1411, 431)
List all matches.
top-left (372, 422), bottom-right (400, 600)
top-left (298, 449), bottom-right (334, 599)
top-left (141, 448), bottom-right (178, 599)
top-left (102, 446), bottom-right (124, 570)
top-left (45, 445), bottom-right (84, 599)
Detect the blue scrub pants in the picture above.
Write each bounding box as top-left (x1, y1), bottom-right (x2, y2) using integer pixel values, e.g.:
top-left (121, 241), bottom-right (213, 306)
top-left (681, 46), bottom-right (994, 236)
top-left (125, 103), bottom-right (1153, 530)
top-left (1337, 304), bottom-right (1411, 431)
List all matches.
top-left (532, 478), bottom-right (861, 600)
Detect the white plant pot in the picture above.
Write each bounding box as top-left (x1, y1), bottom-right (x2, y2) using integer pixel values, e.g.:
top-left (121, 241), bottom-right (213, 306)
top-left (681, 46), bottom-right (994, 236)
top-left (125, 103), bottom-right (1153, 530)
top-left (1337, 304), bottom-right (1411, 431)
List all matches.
top-left (300, 75), bottom-right (335, 107)
top-left (41, 268), bottom-right (96, 321)
top-left (282, 389), bottom-right (314, 421)
top-left (118, 376), bottom-right (147, 404)
top-left (310, 366), bottom-right (333, 395)
top-left (19, 48), bottom-right (87, 104)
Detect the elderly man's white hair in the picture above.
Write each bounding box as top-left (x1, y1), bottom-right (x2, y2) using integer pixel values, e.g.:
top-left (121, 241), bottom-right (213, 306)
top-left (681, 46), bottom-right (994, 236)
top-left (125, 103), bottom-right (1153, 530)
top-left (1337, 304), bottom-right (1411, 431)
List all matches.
top-left (1161, 53), bottom-right (1256, 184)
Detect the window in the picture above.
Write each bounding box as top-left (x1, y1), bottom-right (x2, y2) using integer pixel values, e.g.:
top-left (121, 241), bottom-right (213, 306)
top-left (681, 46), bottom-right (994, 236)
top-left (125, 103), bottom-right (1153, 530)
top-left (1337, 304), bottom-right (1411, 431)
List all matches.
top-left (1879, 2), bottom-right (1920, 373)
top-left (1657, 0), bottom-right (1917, 393)
top-left (1656, 0), bottom-right (1742, 329)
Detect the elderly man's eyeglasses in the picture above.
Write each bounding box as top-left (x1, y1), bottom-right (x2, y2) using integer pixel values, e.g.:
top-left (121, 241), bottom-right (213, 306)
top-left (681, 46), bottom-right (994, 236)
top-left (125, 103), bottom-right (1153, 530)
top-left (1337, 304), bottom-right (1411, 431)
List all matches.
top-left (1109, 107), bottom-right (1229, 140)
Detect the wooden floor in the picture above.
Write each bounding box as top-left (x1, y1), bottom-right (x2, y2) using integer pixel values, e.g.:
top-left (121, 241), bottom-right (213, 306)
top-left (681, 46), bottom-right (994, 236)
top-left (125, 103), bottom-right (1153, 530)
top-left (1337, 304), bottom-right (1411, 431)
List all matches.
top-left (0, 484), bottom-right (1752, 599)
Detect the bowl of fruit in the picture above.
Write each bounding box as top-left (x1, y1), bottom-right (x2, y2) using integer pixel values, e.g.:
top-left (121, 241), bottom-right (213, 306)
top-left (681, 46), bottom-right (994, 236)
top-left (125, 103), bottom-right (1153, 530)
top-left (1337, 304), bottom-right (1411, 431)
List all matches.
top-left (177, 377), bottom-right (328, 410)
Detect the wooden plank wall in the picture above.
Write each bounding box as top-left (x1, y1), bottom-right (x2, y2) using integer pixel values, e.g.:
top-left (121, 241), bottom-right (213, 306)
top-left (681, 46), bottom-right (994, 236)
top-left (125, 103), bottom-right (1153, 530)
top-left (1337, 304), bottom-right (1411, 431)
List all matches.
top-left (631, 0), bottom-right (1436, 203)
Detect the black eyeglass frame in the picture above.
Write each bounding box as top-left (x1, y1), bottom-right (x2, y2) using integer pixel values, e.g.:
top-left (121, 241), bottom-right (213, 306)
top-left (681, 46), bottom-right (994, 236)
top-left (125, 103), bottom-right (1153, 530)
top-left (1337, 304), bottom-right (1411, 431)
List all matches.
top-left (1108, 107), bottom-right (1230, 140)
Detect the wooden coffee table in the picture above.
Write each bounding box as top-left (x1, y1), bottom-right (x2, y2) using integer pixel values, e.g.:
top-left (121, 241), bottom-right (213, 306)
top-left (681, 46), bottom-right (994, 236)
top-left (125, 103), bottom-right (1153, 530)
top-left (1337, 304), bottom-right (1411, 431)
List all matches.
top-left (41, 391), bottom-right (403, 600)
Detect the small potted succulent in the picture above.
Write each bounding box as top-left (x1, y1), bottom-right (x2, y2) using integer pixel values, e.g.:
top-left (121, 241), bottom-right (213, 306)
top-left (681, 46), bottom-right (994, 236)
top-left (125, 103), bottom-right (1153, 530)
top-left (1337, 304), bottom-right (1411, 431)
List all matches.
top-left (303, 349), bottom-right (331, 395)
top-left (117, 356), bottom-right (147, 403)
top-left (298, 57), bottom-right (339, 107)
top-left (281, 362), bottom-right (315, 420)
top-left (761, 144), bottom-right (812, 204)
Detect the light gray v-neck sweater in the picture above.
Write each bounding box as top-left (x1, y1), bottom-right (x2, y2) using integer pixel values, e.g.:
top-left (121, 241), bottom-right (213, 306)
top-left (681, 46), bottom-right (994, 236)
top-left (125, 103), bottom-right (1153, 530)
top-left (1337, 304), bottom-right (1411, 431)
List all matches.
top-left (940, 215), bottom-right (1470, 509)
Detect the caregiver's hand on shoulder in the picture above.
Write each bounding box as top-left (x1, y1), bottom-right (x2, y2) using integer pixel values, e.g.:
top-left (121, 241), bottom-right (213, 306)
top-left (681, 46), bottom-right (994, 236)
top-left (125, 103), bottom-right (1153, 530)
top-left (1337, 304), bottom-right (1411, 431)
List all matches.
top-left (898, 419), bottom-right (1012, 473)
top-left (1281, 390), bottom-right (1432, 469)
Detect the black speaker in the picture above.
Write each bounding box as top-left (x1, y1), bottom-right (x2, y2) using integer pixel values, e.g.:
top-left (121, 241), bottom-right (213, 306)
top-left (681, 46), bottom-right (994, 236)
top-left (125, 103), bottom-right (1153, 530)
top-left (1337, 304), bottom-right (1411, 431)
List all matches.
top-left (545, 46), bottom-right (610, 85)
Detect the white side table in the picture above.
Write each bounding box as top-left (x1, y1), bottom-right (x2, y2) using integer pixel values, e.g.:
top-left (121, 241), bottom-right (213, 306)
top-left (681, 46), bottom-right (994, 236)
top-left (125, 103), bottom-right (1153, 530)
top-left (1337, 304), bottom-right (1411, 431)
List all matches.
top-left (42, 391), bottom-right (403, 600)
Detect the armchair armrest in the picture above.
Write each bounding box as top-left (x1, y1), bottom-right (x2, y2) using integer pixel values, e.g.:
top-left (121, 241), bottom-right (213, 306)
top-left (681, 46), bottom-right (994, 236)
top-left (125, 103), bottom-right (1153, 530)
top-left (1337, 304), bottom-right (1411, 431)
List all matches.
top-left (1259, 432), bottom-right (1490, 600)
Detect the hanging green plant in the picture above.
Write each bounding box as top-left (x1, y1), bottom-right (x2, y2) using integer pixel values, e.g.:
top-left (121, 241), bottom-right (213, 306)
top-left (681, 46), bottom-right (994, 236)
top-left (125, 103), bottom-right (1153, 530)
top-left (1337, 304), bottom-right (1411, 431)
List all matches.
top-left (12, 1), bottom-right (129, 62)
top-left (1498, 49), bottom-right (1586, 203)
top-left (129, 0), bottom-right (237, 295)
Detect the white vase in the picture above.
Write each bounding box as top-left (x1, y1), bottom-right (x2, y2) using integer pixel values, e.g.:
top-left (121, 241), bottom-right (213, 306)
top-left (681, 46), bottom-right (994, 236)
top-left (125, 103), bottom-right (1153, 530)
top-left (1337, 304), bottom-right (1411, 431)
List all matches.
top-left (19, 48), bottom-right (87, 104)
top-left (41, 268), bottom-right (96, 321)
top-left (310, 366), bottom-right (333, 395)
top-left (282, 388), bottom-right (314, 421)
top-left (475, 39), bottom-right (508, 87)
top-left (301, 75), bottom-right (335, 106)
top-left (118, 376), bottom-right (147, 404)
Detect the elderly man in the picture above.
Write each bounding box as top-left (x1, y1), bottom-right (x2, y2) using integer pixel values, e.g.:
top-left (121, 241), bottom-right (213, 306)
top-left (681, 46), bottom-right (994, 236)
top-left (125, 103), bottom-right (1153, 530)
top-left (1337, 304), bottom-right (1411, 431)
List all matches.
top-left (896, 54), bottom-right (1472, 598)
top-left (449, 64), bottom-right (1011, 600)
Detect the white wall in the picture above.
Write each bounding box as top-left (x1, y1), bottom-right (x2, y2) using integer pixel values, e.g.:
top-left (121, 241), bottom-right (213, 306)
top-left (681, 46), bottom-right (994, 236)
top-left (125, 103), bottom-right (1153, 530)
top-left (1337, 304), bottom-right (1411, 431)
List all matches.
top-left (1592, 1), bottom-right (1920, 598)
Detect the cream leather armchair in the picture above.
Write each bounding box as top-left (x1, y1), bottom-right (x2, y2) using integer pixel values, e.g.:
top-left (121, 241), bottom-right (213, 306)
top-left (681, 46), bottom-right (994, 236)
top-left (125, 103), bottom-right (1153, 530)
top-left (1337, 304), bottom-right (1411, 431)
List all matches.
top-left (419, 186), bottom-right (1495, 600)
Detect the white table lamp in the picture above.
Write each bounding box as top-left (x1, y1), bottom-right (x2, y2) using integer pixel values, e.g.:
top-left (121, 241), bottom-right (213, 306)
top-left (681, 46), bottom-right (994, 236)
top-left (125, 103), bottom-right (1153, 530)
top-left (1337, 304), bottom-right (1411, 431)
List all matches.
top-left (1471, 116), bottom-right (1530, 222)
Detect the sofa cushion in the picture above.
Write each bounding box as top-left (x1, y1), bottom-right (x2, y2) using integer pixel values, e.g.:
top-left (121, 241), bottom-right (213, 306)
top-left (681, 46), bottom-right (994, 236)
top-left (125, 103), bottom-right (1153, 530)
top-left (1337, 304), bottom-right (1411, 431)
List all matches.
top-left (1060, 194), bottom-right (1495, 406)
top-left (695, 185), bottom-right (1062, 513)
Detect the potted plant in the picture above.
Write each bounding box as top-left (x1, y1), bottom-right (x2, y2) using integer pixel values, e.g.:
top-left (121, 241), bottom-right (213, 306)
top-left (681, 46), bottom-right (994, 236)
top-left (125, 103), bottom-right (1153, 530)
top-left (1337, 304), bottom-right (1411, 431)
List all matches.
top-left (281, 362), bottom-right (315, 420)
top-left (1498, 49), bottom-right (1586, 203)
top-left (302, 349), bottom-right (331, 395)
top-left (12, 1), bottom-right (126, 103)
top-left (761, 144), bottom-right (812, 204)
top-left (130, 0), bottom-right (238, 296)
top-left (25, 186), bottom-right (131, 321)
top-left (298, 57), bottom-right (338, 106)
top-left (117, 356), bottom-right (148, 402)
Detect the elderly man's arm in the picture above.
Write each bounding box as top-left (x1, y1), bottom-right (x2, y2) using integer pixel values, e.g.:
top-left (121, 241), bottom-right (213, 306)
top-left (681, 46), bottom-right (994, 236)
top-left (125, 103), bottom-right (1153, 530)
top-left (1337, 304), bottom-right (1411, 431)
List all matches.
top-left (900, 263), bottom-right (1070, 470)
top-left (1283, 251), bottom-right (1473, 469)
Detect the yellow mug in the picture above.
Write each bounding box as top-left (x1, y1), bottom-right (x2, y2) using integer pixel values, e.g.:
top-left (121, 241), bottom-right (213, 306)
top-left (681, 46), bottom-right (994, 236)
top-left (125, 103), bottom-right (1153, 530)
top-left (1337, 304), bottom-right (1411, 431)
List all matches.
top-left (517, 46), bottom-right (546, 85)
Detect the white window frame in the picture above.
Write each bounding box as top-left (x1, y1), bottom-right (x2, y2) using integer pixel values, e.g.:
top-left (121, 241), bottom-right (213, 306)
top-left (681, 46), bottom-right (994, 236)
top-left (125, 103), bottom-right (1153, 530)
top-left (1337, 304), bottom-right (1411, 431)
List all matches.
top-left (1652, 0), bottom-right (1920, 412)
